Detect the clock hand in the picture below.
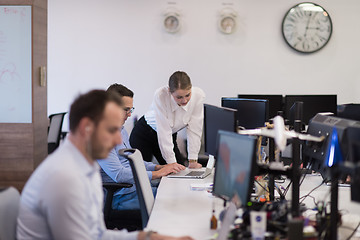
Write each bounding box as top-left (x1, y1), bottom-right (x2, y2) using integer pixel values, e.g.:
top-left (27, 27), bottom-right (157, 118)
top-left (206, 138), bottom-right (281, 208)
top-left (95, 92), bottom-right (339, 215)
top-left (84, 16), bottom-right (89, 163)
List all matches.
top-left (306, 27), bottom-right (320, 30)
top-left (304, 12), bottom-right (312, 37)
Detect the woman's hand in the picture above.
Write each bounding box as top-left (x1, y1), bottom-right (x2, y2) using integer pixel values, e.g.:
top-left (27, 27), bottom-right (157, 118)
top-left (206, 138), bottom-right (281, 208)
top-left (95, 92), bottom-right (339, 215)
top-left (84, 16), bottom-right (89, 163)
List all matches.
top-left (188, 160), bottom-right (202, 169)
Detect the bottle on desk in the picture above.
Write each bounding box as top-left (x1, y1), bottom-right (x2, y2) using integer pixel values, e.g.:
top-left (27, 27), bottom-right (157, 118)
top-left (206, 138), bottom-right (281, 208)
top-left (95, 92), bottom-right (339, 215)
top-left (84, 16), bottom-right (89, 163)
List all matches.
top-left (210, 209), bottom-right (218, 230)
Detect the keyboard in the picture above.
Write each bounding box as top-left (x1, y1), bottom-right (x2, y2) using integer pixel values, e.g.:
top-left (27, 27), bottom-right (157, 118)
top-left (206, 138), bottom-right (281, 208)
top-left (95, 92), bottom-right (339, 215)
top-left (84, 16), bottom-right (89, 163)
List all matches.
top-left (185, 171), bottom-right (205, 176)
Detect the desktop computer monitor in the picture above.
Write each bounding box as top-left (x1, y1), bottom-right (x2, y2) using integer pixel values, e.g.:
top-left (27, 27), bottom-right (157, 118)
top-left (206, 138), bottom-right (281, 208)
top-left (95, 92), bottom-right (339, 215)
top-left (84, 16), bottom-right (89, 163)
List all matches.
top-left (221, 97), bottom-right (269, 129)
top-left (238, 94), bottom-right (283, 119)
top-left (204, 104), bottom-right (238, 156)
top-left (284, 95), bottom-right (337, 125)
top-left (213, 130), bottom-right (257, 207)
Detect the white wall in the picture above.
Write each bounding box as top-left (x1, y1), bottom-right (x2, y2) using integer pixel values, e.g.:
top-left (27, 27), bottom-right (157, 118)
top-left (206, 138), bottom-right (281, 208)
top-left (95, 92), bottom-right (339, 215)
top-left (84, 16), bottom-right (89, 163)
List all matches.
top-left (48, 0), bottom-right (360, 132)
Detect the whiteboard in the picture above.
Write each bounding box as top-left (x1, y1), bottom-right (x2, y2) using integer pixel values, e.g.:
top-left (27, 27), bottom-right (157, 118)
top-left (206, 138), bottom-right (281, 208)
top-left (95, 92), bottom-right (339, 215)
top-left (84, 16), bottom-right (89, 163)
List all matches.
top-left (0, 6), bottom-right (32, 123)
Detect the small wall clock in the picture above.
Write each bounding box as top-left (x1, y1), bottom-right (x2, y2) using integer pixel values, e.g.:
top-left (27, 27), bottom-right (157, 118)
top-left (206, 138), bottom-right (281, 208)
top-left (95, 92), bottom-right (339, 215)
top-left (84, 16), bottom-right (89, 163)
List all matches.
top-left (218, 8), bottom-right (237, 34)
top-left (282, 2), bottom-right (332, 53)
top-left (163, 9), bottom-right (181, 33)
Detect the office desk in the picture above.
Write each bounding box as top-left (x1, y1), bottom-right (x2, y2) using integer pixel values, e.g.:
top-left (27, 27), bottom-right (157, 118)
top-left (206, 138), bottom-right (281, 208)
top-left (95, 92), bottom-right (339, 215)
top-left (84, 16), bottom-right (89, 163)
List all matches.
top-left (297, 173), bottom-right (360, 239)
top-left (147, 171), bottom-right (360, 240)
top-left (298, 173), bottom-right (360, 216)
top-left (146, 172), bottom-right (224, 240)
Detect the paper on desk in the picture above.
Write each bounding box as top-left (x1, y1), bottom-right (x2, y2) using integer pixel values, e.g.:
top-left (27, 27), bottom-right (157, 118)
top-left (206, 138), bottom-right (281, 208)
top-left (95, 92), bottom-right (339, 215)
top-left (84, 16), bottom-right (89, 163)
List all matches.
top-left (190, 183), bottom-right (213, 191)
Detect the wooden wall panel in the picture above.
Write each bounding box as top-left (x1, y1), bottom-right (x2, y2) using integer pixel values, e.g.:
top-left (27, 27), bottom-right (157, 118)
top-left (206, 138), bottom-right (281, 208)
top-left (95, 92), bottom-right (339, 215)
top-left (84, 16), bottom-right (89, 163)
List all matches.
top-left (0, 0), bottom-right (47, 191)
top-left (33, 0), bottom-right (48, 168)
top-left (0, 124), bottom-right (33, 170)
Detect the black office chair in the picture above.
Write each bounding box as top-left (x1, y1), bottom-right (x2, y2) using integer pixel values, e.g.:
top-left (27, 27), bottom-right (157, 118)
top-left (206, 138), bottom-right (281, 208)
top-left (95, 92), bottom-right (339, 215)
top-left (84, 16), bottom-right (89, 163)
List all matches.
top-left (101, 169), bottom-right (143, 231)
top-left (119, 149), bottom-right (155, 229)
top-left (47, 112), bottom-right (67, 154)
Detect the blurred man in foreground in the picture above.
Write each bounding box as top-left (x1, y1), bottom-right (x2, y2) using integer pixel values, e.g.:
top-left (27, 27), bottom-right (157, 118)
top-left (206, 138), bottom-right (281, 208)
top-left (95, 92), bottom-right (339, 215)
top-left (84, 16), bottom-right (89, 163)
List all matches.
top-left (17, 90), bottom-right (193, 240)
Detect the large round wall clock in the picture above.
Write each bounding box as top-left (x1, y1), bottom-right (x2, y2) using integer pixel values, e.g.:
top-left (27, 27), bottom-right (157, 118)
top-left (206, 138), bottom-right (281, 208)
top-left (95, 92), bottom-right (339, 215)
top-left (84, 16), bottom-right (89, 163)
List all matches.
top-left (282, 2), bottom-right (332, 53)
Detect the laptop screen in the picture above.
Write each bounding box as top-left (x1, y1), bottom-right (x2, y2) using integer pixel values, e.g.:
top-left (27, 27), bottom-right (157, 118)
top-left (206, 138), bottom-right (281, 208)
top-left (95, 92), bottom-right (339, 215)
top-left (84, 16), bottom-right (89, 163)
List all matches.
top-left (213, 130), bottom-right (257, 207)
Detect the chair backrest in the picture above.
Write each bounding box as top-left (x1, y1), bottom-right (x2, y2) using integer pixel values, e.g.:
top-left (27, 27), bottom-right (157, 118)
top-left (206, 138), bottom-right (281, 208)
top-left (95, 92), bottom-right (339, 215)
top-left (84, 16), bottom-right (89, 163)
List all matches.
top-left (119, 149), bottom-right (154, 228)
top-left (0, 187), bottom-right (20, 240)
top-left (48, 112), bottom-right (67, 154)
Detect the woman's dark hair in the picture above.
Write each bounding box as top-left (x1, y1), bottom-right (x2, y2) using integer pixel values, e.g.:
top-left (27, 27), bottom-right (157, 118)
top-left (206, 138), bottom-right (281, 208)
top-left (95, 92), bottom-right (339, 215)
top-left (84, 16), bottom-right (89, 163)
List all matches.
top-left (69, 90), bottom-right (122, 132)
top-left (168, 71), bottom-right (192, 93)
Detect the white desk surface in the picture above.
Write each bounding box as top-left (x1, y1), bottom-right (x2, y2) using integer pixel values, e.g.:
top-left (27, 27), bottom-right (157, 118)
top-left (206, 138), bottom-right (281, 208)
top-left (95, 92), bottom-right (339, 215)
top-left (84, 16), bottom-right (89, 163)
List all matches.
top-left (146, 171), bottom-right (223, 240)
top-left (146, 171), bottom-right (360, 240)
top-left (296, 173), bottom-right (360, 215)
top-left (295, 173), bottom-right (360, 239)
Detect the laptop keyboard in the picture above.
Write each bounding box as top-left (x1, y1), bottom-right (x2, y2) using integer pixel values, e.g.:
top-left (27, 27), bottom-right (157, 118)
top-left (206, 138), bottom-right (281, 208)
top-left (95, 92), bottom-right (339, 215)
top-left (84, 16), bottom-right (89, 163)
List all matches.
top-left (185, 171), bottom-right (205, 176)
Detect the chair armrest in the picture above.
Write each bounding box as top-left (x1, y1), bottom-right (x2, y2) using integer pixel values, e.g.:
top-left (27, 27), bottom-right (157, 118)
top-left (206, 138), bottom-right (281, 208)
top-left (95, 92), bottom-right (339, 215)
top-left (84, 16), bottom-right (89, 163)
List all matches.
top-left (103, 182), bottom-right (133, 220)
top-left (103, 182), bottom-right (132, 193)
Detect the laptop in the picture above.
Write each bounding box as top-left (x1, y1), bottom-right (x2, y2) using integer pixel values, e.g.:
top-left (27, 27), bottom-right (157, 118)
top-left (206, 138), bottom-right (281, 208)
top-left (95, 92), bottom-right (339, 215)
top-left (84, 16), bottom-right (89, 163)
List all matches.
top-left (167, 155), bottom-right (215, 179)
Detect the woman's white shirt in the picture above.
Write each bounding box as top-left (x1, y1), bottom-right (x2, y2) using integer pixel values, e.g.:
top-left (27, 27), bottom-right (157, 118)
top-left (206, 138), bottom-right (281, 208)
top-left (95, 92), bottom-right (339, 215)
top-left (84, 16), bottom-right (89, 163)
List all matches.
top-left (145, 86), bottom-right (205, 164)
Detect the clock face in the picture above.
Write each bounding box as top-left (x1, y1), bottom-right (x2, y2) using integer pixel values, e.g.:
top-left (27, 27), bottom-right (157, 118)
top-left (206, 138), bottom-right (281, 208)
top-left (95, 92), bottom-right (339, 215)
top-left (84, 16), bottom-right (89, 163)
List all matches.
top-left (219, 16), bottom-right (236, 34)
top-left (164, 15), bottom-right (180, 33)
top-left (282, 2), bottom-right (332, 53)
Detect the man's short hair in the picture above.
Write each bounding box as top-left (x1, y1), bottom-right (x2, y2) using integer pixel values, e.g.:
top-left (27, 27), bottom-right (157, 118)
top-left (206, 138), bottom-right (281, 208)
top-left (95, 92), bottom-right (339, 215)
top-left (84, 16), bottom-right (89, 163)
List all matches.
top-left (106, 83), bottom-right (134, 98)
top-left (69, 89), bottom-right (123, 132)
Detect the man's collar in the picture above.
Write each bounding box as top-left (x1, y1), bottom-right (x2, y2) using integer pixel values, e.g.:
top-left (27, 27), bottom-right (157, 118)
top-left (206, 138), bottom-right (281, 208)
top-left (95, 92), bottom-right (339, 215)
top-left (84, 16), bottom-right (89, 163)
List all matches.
top-left (65, 138), bottom-right (99, 177)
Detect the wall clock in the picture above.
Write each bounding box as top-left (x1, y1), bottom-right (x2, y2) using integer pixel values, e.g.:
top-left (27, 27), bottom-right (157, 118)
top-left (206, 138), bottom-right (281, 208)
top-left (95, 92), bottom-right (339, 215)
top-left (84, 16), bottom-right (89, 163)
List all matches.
top-left (218, 8), bottom-right (237, 34)
top-left (282, 2), bottom-right (332, 53)
top-left (163, 10), bottom-right (181, 33)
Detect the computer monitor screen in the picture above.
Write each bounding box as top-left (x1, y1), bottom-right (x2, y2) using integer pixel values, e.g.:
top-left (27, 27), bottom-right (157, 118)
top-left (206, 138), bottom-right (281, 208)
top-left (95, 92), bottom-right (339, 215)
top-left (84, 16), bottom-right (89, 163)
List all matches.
top-left (238, 94), bottom-right (283, 119)
top-left (204, 104), bottom-right (238, 156)
top-left (221, 97), bottom-right (269, 129)
top-left (284, 95), bottom-right (337, 125)
top-left (213, 130), bottom-right (257, 206)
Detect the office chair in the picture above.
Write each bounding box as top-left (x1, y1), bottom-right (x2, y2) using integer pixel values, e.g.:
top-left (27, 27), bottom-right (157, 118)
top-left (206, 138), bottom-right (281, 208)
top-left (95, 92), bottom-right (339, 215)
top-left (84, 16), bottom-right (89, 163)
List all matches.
top-left (48, 112), bottom-right (67, 154)
top-left (119, 149), bottom-right (155, 229)
top-left (0, 186), bottom-right (20, 240)
top-left (102, 181), bottom-right (143, 231)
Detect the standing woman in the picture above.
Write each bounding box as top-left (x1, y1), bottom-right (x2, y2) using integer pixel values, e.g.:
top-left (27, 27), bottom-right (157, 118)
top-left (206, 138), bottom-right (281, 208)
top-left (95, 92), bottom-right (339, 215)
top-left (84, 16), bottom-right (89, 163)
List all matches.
top-left (130, 71), bottom-right (204, 168)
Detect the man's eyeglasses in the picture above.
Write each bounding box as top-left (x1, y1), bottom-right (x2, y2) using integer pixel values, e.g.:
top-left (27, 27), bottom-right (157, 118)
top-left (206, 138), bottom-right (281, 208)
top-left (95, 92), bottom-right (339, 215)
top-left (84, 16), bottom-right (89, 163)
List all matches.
top-left (124, 107), bottom-right (135, 114)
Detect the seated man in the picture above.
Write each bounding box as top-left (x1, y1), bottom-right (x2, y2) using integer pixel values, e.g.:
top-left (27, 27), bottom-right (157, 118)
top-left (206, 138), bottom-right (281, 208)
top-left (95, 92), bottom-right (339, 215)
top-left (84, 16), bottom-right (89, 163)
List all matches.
top-left (17, 89), bottom-right (192, 240)
top-left (98, 84), bottom-right (185, 210)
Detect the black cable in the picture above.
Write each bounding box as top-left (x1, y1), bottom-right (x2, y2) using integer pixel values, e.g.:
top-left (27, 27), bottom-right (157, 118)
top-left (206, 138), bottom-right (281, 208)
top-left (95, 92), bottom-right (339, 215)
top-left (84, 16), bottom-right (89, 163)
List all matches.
top-left (302, 194), bottom-right (317, 206)
top-left (299, 179), bottom-right (326, 204)
top-left (345, 221), bottom-right (360, 240)
top-left (282, 164), bottom-right (309, 198)
top-left (283, 180), bottom-right (292, 197)
top-left (299, 168), bottom-right (307, 186)
top-left (254, 179), bottom-right (270, 193)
